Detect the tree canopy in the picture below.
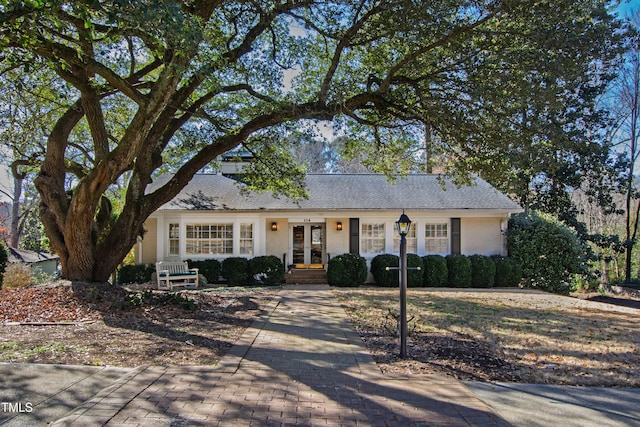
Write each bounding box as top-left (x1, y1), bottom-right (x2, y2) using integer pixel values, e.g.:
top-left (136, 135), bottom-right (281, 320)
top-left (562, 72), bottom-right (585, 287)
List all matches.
top-left (0, 0), bottom-right (625, 282)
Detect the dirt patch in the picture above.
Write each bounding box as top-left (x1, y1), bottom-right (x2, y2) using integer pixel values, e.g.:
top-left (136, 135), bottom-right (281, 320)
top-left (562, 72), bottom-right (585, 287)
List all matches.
top-left (0, 282), bottom-right (276, 367)
top-left (335, 288), bottom-right (640, 387)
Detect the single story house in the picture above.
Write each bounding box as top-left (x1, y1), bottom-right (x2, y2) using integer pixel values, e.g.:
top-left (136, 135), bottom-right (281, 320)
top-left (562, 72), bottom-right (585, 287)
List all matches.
top-left (136, 173), bottom-right (523, 274)
top-left (8, 247), bottom-right (59, 277)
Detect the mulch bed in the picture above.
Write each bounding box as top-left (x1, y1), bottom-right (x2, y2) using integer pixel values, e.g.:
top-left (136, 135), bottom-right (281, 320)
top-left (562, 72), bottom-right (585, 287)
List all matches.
top-left (0, 282), bottom-right (275, 366)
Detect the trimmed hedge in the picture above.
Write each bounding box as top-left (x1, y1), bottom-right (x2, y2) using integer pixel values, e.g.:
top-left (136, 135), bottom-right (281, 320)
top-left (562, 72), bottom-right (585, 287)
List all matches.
top-left (422, 255), bottom-right (448, 287)
top-left (407, 254), bottom-right (424, 288)
top-left (249, 255), bottom-right (284, 286)
top-left (469, 254), bottom-right (496, 288)
top-left (327, 253), bottom-right (367, 287)
top-left (371, 254), bottom-right (398, 287)
top-left (492, 256), bottom-right (523, 287)
top-left (187, 259), bottom-right (221, 284)
top-left (371, 253), bottom-right (423, 287)
top-left (446, 254), bottom-right (472, 288)
top-left (221, 257), bottom-right (250, 286)
top-left (118, 263), bottom-right (155, 284)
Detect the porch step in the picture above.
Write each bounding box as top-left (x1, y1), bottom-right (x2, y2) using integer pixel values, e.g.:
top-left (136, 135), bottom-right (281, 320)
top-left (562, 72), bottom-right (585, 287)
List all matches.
top-left (285, 269), bottom-right (328, 285)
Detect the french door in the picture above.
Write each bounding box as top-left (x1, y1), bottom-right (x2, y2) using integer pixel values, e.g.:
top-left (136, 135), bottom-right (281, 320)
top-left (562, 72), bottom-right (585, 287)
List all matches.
top-left (291, 223), bottom-right (325, 267)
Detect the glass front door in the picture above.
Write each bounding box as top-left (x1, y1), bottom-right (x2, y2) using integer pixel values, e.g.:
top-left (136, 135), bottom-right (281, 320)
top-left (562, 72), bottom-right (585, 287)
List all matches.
top-left (291, 224), bottom-right (324, 267)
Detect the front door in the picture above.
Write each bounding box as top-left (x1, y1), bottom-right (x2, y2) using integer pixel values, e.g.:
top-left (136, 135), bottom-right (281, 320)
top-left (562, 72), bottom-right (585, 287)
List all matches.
top-left (291, 223), bottom-right (325, 268)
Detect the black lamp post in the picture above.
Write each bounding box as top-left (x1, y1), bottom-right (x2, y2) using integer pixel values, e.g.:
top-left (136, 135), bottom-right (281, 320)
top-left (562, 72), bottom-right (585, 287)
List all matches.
top-left (395, 210), bottom-right (411, 358)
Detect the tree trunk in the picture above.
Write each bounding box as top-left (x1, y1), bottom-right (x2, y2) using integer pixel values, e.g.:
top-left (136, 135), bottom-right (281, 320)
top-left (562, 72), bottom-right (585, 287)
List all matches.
top-left (8, 175), bottom-right (22, 248)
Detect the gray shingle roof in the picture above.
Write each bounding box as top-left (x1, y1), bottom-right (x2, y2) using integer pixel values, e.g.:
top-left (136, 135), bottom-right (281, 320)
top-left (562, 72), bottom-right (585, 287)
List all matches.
top-left (152, 174), bottom-right (522, 212)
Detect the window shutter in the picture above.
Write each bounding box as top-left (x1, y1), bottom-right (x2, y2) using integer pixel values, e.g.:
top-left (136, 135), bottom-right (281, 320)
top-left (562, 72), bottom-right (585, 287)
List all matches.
top-left (349, 218), bottom-right (359, 254)
top-left (451, 218), bottom-right (461, 254)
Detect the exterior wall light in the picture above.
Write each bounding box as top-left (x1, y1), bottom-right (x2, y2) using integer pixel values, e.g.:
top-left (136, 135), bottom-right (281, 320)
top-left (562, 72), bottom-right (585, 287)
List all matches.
top-left (271, 222), bottom-right (278, 231)
top-left (336, 222), bottom-right (343, 231)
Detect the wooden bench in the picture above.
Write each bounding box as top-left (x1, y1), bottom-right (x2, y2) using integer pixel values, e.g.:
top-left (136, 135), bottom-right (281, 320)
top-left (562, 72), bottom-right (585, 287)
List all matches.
top-left (155, 261), bottom-right (199, 290)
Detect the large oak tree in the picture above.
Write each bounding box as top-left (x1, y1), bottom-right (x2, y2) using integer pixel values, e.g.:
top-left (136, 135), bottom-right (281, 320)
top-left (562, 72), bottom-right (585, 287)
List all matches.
top-left (0, 0), bottom-right (623, 282)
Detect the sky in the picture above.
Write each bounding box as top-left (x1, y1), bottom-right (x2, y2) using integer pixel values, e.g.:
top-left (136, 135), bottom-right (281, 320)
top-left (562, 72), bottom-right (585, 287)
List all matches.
top-left (619, 0), bottom-right (640, 16)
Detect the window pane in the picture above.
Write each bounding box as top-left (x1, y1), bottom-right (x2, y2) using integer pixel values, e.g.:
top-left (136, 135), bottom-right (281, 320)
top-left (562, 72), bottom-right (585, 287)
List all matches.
top-left (240, 224), bottom-right (253, 255)
top-left (425, 223), bottom-right (448, 254)
top-left (362, 223), bottom-right (385, 254)
top-left (394, 224), bottom-right (417, 253)
top-left (169, 223), bottom-right (180, 255)
top-left (185, 223), bottom-right (233, 255)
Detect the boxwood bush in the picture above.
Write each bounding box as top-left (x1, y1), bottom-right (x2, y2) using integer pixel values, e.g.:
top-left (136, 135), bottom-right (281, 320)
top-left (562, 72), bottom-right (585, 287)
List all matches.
top-left (327, 253), bottom-right (367, 287)
top-left (371, 254), bottom-right (423, 287)
top-left (422, 255), bottom-right (448, 287)
top-left (407, 254), bottom-right (424, 288)
top-left (118, 263), bottom-right (155, 284)
top-left (469, 254), bottom-right (496, 288)
top-left (249, 255), bottom-right (284, 286)
top-left (186, 259), bottom-right (221, 284)
top-left (221, 257), bottom-right (250, 286)
top-left (492, 256), bottom-right (523, 287)
top-left (371, 254), bottom-right (399, 287)
top-left (446, 254), bottom-right (472, 288)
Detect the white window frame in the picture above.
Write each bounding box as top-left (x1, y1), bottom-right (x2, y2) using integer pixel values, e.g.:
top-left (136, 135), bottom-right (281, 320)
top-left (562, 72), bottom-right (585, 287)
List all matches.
top-left (168, 223), bottom-right (180, 256)
top-left (393, 223), bottom-right (417, 253)
top-left (185, 223), bottom-right (234, 255)
top-left (425, 222), bottom-right (449, 254)
top-left (239, 223), bottom-right (254, 255)
top-left (361, 223), bottom-right (386, 254)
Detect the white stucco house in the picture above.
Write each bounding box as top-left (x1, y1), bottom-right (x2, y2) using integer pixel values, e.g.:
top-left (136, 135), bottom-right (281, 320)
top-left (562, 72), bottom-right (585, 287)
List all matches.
top-left (136, 173), bottom-right (523, 273)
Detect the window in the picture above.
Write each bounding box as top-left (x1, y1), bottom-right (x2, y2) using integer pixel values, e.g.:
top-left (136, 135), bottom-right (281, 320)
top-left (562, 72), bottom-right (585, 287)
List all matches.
top-left (361, 223), bottom-right (385, 254)
top-left (169, 223), bottom-right (179, 255)
top-left (186, 224), bottom-right (233, 255)
top-left (239, 223), bottom-right (254, 255)
top-left (425, 223), bottom-right (448, 253)
top-left (393, 223), bottom-right (417, 253)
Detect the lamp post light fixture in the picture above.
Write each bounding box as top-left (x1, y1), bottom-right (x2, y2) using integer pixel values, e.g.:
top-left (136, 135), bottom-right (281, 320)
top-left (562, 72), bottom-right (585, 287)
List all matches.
top-left (395, 210), bottom-right (411, 358)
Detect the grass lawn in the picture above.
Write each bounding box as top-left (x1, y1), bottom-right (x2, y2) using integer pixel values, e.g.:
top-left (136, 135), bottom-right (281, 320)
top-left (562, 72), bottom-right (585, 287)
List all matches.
top-left (335, 288), bottom-right (640, 387)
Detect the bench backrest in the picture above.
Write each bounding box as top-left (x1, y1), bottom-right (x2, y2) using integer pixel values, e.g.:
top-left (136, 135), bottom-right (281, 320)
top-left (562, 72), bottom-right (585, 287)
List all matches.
top-left (156, 261), bottom-right (189, 274)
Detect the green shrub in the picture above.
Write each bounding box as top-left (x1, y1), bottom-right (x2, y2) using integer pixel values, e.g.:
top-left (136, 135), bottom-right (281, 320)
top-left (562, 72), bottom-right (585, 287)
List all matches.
top-left (327, 253), bottom-right (367, 287)
top-left (221, 257), bottom-right (250, 286)
top-left (422, 255), bottom-right (448, 287)
top-left (187, 259), bottom-right (221, 284)
top-left (118, 263), bottom-right (155, 284)
top-left (371, 254), bottom-right (399, 287)
top-left (249, 255), bottom-right (284, 286)
top-left (370, 254), bottom-right (423, 287)
top-left (0, 243), bottom-right (7, 287)
top-left (407, 254), bottom-right (424, 288)
top-left (507, 211), bottom-right (586, 294)
top-left (492, 256), bottom-right (523, 287)
top-left (446, 254), bottom-right (472, 288)
top-left (469, 255), bottom-right (495, 288)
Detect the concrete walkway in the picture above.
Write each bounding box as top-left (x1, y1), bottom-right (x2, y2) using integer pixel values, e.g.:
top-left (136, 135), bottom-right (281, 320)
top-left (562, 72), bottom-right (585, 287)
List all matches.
top-left (0, 363), bottom-right (131, 426)
top-left (51, 286), bottom-right (509, 426)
